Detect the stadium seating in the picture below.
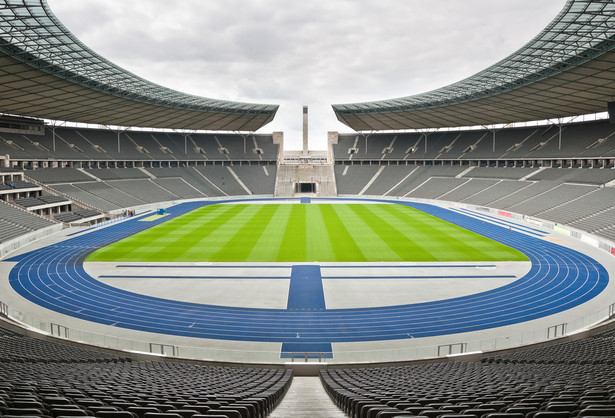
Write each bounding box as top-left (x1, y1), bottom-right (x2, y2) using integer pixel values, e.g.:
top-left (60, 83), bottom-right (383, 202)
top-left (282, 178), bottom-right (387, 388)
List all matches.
top-left (105, 179), bottom-right (180, 204)
top-left (0, 322), bottom-right (292, 418)
top-left (144, 167), bottom-right (224, 197)
top-left (378, 165), bottom-right (467, 197)
top-left (193, 166), bottom-right (249, 196)
top-left (50, 183), bottom-right (126, 211)
top-left (85, 168), bottom-right (151, 181)
top-left (333, 120), bottom-right (615, 162)
top-left (361, 165), bottom-right (414, 196)
top-left (14, 195), bottom-right (71, 209)
top-left (230, 165), bottom-right (278, 196)
top-left (4, 307), bottom-right (614, 418)
top-left (151, 177), bottom-right (205, 199)
top-left (13, 130), bottom-right (279, 209)
top-left (4, 180), bottom-right (37, 189)
top-left (66, 182), bottom-right (144, 210)
top-left (25, 167), bottom-right (95, 184)
top-left (54, 209), bottom-right (102, 223)
top-left (321, 324), bottom-right (615, 418)
top-left (1, 127), bottom-right (279, 163)
top-left (335, 165), bottom-right (381, 195)
top-left (0, 200), bottom-right (56, 243)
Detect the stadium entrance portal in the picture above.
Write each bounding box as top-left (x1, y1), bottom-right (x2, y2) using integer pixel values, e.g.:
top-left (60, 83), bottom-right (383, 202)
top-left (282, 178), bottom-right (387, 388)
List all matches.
top-left (295, 181), bottom-right (316, 194)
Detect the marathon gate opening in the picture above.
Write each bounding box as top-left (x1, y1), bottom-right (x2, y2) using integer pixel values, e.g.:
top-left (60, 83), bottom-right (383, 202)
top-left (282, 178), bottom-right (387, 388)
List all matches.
top-left (295, 182), bottom-right (316, 193)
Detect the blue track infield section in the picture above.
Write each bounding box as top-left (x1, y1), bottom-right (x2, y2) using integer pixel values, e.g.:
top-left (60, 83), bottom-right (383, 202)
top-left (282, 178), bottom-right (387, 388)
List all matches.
top-left (7, 198), bottom-right (610, 355)
top-left (287, 266), bottom-right (326, 310)
top-left (283, 265), bottom-right (332, 357)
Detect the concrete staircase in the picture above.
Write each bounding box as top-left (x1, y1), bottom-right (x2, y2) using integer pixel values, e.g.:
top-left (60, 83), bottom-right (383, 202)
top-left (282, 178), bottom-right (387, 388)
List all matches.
top-left (274, 164), bottom-right (337, 197)
top-left (269, 377), bottom-right (346, 418)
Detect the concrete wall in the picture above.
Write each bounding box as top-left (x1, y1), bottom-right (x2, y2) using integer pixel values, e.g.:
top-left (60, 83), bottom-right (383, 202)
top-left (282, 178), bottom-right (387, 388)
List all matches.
top-left (0, 223), bottom-right (64, 259)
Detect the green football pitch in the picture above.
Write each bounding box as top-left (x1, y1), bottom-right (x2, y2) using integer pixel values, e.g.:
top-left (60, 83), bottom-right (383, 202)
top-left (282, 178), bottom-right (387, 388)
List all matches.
top-left (87, 203), bottom-right (527, 263)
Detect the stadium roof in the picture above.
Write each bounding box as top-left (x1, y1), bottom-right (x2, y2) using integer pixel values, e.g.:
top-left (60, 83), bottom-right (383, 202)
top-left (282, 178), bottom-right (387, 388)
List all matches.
top-left (333, 0), bottom-right (615, 131)
top-left (0, 0), bottom-right (278, 131)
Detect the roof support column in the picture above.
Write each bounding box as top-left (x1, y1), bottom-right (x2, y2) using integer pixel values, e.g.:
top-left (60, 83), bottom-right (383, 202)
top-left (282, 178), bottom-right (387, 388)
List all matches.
top-left (359, 131), bottom-right (375, 155)
top-left (418, 130), bottom-right (436, 155)
top-left (104, 125), bottom-right (129, 154)
top-left (236, 132), bottom-right (252, 155)
top-left (483, 124), bottom-right (508, 154)
top-left (49, 121), bottom-right (66, 152)
top-left (548, 116), bottom-right (577, 152)
top-left (175, 129), bottom-right (196, 155)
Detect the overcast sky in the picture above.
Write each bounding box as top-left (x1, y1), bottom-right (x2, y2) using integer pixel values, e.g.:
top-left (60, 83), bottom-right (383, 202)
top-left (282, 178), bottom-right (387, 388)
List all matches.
top-left (47, 0), bottom-right (565, 150)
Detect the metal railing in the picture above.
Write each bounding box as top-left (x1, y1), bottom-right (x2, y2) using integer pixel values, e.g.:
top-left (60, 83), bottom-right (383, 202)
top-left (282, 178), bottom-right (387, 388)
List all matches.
top-left (437, 343), bottom-right (467, 357)
top-left (289, 352), bottom-right (331, 362)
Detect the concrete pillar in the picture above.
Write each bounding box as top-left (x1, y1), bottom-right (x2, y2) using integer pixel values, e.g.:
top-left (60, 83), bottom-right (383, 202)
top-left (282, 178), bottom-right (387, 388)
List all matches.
top-left (302, 106), bottom-right (308, 155)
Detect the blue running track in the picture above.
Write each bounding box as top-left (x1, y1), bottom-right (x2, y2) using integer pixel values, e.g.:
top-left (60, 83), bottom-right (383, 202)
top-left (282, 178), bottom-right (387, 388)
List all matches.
top-left (7, 199), bottom-right (609, 352)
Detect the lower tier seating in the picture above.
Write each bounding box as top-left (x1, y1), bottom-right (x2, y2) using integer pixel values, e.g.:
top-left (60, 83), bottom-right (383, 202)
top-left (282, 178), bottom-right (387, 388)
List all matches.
top-left (322, 324), bottom-right (615, 418)
top-left (0, 323), bottom-right (292, 418)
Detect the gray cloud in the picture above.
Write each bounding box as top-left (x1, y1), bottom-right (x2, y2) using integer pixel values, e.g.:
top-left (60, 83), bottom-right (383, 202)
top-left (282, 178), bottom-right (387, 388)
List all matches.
top-left (47, 0), bottom-right (565, 149)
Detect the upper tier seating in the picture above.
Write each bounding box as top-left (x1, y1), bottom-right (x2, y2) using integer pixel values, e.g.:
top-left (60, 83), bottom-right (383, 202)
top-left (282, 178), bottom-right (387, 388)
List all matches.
top-left (25, 167), bottom-right (94, 184)
top-left (0, 127), bottom-right (279, 162)
top-left (333, 120), bottom-right (615, 161)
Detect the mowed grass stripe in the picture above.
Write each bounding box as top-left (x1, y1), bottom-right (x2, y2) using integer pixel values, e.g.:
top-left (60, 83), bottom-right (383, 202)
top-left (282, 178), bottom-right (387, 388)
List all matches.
top-left (247, 204), bottom-right (291, 261)
top-left (373, 204), bottom-right (475, 261)
top-left (330, 205), bottom-right (401, 261)
top-left (148, 204), bottom-right (237, 261)
top-left (87, 204), bottom-right (238, 262)
top-left (369, 204), bottom-right (453, 261)
top-left (382, 203), bottom-right (473, 258)
top-left (182, 204), bottom-right (257, 261)
top-left (159, 204), bottom-right (245, 260)
top-left (277, 204), bottom-right (306, 261)
top-left (305, 204), bottom-right (335, 261)
top-left (213, 204), bottom-right (279, 262)
top-left (381, 203), bottom-right (526, 261)
top-left (319, 204), bottom-right (367, 262)
top-left (347, 204), bottom-right (433, 261)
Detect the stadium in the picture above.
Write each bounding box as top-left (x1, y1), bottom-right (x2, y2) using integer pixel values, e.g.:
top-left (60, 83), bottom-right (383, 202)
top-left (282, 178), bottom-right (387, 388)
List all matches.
top-left (0, 0), bottom-right (614, 417)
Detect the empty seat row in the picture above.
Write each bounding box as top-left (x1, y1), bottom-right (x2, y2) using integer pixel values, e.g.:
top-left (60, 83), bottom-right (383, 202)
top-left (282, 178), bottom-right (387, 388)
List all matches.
top-left (54, 209), bottom-right (101, 223)
top-left (15, 196), bottom-right (70, 208)
top-left (322, 324), bottom-right (615, 418)
top-left (0, 323), bottom-right (292, 418)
